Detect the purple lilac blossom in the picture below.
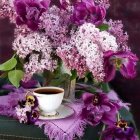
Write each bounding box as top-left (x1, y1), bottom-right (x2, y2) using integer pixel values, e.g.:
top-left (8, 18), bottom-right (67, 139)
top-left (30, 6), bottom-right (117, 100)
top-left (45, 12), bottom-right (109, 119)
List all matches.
top-left (0, 0), bottom-right (16, 23)
top-left (81, 92), bottom-right (120, 126)
top-left (104, 51), bottom-right (138, 82)
top-left (57, 46), bottom-right (88, 77)
top-left (102, 120), bottom-right (139, 140)
top-left (71, 0), bottom-right (106, 25)
top-left (39, 5), bottom-right (71, 48)
top-left (14, 0), bottom-right (50, 30)
top-left (94, 0), bottom-right (110, 9)
top-left (105, 20), bottom-right (129, 51)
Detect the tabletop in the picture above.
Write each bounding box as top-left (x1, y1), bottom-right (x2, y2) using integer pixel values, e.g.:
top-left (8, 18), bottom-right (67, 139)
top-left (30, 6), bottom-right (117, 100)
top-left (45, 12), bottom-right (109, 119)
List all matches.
top-left (0, 116), bottom-right (101, 140)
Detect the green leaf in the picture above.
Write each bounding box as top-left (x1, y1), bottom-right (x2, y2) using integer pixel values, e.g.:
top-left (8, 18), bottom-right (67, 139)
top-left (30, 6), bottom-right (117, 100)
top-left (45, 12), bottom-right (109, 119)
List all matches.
top-left (97, 24), bottom-right (109, 31)
top-left (50, 74), bottom-right (69, 86)
top-left (100, 82), bottom-right (110, 93)
top-left (8, 70), bottom-right (24, 88)
top-left (119, 108), bottom-right (135, 125)
top-left (119, 108), bottom-right (138, 133)
top-left (0, 57), bottom-right (17, 71)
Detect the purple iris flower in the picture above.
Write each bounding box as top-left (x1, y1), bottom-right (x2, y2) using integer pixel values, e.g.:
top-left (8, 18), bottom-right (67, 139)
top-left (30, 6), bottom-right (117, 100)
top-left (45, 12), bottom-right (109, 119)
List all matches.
top-left (81, 92), bottom-right (119, 126)
top-left (104, 51), bottom-right (138, 82)
top-left (71, 0), bottom-right (106, 25)
top-left (102, 120), bottom-right (139, 140)
top-left (14, 0), bottom-right (50, 30)
top-left (26, 110), bottom-right (39, 124)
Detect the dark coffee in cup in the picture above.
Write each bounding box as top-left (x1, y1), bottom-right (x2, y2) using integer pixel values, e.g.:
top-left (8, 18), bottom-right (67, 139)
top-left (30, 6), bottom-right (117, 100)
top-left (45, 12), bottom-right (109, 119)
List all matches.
top-left (34, 88), bottom-right (63, 95)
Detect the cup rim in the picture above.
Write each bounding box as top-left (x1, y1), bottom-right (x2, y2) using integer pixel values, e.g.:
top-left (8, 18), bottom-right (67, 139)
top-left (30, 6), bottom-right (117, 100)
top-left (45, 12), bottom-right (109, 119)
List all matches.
top-left (33, 86), bottom-right (64, 96)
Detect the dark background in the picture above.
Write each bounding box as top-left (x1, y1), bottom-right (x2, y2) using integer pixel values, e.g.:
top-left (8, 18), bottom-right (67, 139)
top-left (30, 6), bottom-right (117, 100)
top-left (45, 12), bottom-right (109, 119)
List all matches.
top-left (0, 0), bottom-right (140, 129)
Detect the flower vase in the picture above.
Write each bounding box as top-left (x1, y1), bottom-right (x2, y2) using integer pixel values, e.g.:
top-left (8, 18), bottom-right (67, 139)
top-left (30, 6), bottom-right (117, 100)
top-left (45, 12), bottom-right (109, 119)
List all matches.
top-left (63, 79), bottom-right (76, 100)
top-left (44, 70), bottom-right (76, 100)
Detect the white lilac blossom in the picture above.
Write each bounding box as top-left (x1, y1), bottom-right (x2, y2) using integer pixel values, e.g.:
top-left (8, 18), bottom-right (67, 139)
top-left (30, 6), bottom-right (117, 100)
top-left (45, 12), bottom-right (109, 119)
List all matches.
top-left (13, 32), bottom-right (52, 58)
top-left (15, 105), bottom-right (31, 123)
top-left (58, 23), bottom-right (119, 81)
top-left (13, 32), bottom-right (57, 81)
top-left (24, 54), bottom-right (57, 81)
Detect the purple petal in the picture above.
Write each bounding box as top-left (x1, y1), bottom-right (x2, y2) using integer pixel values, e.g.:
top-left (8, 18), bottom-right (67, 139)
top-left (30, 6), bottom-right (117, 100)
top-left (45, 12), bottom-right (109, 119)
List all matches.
top-left (16, 16), bottom-right (25, 25)
top-left (82, 93), bottom-right (94, 105)
top-left (40, 0), bottom-right (50, 9)
top-left (107, 90), bottom-right (119, 100)
top-left (21, 79), bottom-right (38, 89)
top-left (101, 105), bottom-right (111, 112)
top-left (27, 20), bottom-right (39, 30)
top-left (102, 112), bottom-right (117, 125)
top-left (120, 64), bottom-right (135, 79)
top-left (104, 50), bottom-right (114, 58)
top-left (2, 84), bottom-right (16, 91)
top-left (27, 110), bottom-right (39, 124)
top-left (14, 1), bottom-right (27, 16)
top-left (105, 64), bottom-right (116, 82)
top-left (122, 60), bottom-right (136, 78)
top-left (82, 0), bottom-right (95, 11)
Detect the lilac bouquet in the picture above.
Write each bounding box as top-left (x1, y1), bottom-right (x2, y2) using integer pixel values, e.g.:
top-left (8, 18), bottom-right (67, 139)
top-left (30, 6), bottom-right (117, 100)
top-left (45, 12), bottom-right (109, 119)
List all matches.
top-left (0, 0), bottom-right (139, 139)
top-left (0, 0), bottom-right (138, 84)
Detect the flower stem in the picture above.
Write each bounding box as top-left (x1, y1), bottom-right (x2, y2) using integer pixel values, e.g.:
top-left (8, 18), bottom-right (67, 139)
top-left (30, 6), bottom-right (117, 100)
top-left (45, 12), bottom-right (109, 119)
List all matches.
top-left (100, 82), bottom-right (110, 93)
top-left (99, 124), bottom-right (106, 140)
top-left (117, 113), bottom-right (121, 121)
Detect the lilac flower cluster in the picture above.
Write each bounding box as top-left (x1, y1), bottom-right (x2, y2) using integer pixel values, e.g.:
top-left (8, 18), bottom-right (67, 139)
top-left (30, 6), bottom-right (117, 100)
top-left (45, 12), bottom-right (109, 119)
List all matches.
top-left (58, 23), bottom-right (119, 81)
top-left (39, 5), bottom-right (71, 48)
top-left (0, 0), bottom-right (16, 23)
top-left (57, 45), bottom-right (88, 77)
top-left (94, 0), bottom-right (110, 9)
top-left (13, 32), bottom-right (57, 81)
top-left (1, 0), bottom-right (138, 84)
top-left (106, 20), bottom-right (129, 51)
top-left (15, 94), bottom-right (39, 124)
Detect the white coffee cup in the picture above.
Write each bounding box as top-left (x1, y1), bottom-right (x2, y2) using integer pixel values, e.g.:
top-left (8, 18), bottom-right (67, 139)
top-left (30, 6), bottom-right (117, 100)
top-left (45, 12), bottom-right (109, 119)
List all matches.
top-left (33, 87), bottom-right (64, 116)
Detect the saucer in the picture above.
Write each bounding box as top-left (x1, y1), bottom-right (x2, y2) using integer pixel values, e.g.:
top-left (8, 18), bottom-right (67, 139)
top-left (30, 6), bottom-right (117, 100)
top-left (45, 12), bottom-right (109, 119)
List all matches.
top-left (39, 104), bottom-right (74, 120)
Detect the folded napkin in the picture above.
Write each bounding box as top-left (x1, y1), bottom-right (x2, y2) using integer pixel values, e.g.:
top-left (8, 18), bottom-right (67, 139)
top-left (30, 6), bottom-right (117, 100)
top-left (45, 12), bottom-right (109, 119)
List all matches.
top-left (0, 94), bottom-right (86, 140)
